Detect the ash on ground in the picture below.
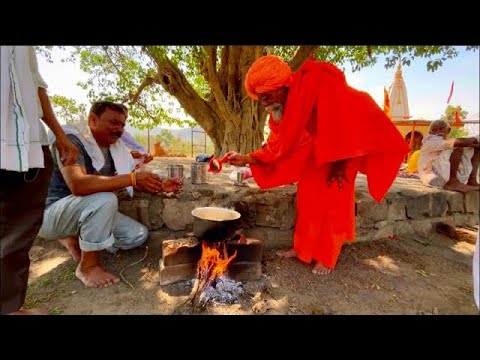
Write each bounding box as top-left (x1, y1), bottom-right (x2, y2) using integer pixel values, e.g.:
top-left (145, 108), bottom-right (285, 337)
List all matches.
top-left (199, 276), bottom-right (244, 305)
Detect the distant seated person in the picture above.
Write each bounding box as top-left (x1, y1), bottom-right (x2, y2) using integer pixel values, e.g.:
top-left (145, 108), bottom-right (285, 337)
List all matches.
top-left (118, 104), bottom-right (154, 164)
top-left (405, 130), bottom-right (423, 152)
top-left (405, 150), bottom-right (420, 173)
top-left (418, 119), bottom-right (479, 193)
top-left (39, 101), bottom-right (181, 289)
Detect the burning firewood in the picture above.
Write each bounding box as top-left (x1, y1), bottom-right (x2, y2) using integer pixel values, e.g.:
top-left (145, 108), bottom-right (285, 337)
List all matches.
top-left (187, 242), bottom-right (237, 311)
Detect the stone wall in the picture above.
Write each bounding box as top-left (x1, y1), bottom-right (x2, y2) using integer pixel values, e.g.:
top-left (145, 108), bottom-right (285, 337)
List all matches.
top-left (118, 173), bottom-right (479, 250)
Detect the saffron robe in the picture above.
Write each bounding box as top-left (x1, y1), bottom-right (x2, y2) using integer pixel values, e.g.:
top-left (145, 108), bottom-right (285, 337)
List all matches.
top-left (249, 59), bottom-right (410, 268)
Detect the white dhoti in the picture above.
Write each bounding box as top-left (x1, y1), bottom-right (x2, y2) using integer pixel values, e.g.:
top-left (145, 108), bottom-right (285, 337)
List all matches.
top-left (420, 147), bottom-right (474, 188)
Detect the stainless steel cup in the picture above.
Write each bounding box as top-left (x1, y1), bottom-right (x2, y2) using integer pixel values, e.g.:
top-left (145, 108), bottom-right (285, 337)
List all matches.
top-left (236, 171), bottom-right (247, 184)
top-left (191, 163), bottom-right (207, 184)
top-left (166, 164), bottom-right (184, 179)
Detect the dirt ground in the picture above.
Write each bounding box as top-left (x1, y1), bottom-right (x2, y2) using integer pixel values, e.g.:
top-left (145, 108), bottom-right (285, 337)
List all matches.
top-left (26, 227), bottom-right (479, 315)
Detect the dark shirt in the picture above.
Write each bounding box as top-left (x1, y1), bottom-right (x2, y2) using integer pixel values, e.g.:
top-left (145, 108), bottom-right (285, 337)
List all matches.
top-left (45, 134), bottom-right (116, 207)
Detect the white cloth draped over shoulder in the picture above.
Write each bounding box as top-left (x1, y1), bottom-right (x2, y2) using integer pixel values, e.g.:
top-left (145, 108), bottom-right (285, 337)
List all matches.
top-left (49, 123), bottom-right (136, 197)
top-left (1, 46), bottom-right (49, 171)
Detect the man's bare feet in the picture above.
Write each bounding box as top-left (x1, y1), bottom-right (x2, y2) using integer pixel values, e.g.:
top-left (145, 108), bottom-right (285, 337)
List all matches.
top-left (75, 265), bottom-right (120, 288)
top-left (312, 262), bottom-right (332, 275)
top-left (58, 237), bottom-right (81, 262)
top-left (276, 248), bottom-right (297, 258)
top-left (444, 180), bottom-right (478, 193)
top-left (9, 307), bottom-right (49, 315)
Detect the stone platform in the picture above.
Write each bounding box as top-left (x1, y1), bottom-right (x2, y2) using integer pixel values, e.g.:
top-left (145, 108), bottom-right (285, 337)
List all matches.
top-left (118, 158), bottom-right (479, 251)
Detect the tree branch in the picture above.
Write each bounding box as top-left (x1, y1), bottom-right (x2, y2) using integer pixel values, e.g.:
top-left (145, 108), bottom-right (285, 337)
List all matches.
top-left (288, 46), bottom-right (319, 71)
top-left (128, 76), bottom-right (155, 105)
top-left (204, 46), bottom-right (231, 119)
top-left (148, 51), bottom-right (224, 141)
top-left (218, 46), bottom-right (229, 94)
top-left (227, 46), bottom-right (240, 112)
top-left (102, 46), bottom-right (130, 84)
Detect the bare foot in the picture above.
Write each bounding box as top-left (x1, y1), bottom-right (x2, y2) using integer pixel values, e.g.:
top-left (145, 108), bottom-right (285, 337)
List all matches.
top-left (75, 264), bottom-right (120, 288)
top-left (312, 262), bottom-right (332, 275)
top-left (444, 181), bottom-right (478, 193)
top-left (276, 248), bottom-right (297, 258)
top-left (58, 237), bottom-right (81, 263)
top-left (9, 307), bottom-right (49, 315)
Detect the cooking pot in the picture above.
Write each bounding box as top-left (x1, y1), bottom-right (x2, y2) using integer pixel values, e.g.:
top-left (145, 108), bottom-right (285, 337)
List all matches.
top-left (191, 207), bottom-right (241, 242)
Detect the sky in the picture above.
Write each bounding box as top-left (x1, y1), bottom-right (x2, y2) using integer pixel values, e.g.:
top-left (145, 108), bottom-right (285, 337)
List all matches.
top-left (37, 46), bottom-right (480, 127)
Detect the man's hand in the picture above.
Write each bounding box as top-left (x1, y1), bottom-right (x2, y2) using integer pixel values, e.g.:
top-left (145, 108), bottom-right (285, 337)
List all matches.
top-left (162, 178), bottom-right (183, 194)
top-left (131, 151), bottom-right (154, 163)
top-left (131, 151), bottom-right (143, 159)
top-left (55, 134), bottom-right (79, 166)
top-left (135, 173), bottom-right (164, 193)
top-left (142, 153), bottom-right (154, 163)
top-left (327, 160), bottom-right (348, 190)
top-left (227, 151), bottom-right (251, 167)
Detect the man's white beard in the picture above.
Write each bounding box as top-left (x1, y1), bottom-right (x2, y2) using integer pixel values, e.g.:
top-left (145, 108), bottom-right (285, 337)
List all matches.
top-left (266, 103), bottom-right (284, 123)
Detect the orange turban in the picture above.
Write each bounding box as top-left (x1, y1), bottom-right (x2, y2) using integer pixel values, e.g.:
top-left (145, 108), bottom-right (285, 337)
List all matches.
top-left (245, 55), bottom-right (292, 100)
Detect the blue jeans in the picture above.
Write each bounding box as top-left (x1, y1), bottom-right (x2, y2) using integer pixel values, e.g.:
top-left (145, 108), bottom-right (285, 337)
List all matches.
top-left (39, 192), bottom-right (148, 252)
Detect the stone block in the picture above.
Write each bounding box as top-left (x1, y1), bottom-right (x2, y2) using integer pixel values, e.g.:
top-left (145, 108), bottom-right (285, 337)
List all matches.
top-left (445, 192), bottom-right (465, 213)
top-left (406, 194), bottom-right (432, 219)
top-left (159, 260), bottom-right (197, 286)
top-left (162, 238), bottom-right (201, 266)
top-left (431, 192), bottom-right (448, 218)
top-left (465, 191), bottom-right (479, 214)
top-left (227, 262), bottom-right (262, 282)
top-left (226, 238), bottom-right (262, 262)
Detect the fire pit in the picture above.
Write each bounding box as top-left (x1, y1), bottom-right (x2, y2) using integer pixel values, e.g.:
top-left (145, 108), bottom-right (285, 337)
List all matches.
top-left (159, 235), bottom-right (263, 286)
top-left (160, 206), bottom-right (262, 309)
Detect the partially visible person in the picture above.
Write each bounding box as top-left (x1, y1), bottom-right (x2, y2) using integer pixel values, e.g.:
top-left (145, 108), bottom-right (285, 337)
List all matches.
top-left (405, 131), bottom-right (423, 153)
top-left (418, 120), bottom-right (479, 193)
top-left (405, 150), bottom-right (420, 173)
top-left (38, 101), bottom-right (179, 289)
top-left (227, 55), bottom-right (409, 275)
top-left (1, 46), bottom-right (78, 314)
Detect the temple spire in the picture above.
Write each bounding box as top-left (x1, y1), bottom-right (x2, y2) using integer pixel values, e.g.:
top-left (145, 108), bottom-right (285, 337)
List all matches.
top-left (389, 59), bottom-right (411, 121)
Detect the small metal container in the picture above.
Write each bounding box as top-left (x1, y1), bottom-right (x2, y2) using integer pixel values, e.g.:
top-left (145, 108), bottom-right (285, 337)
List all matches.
top-left (236, 171), bottom-right (247, 184)
top-left (191, 163), bottom-right (208, 184)
top-left (166, 164), bottom-right (184, 179)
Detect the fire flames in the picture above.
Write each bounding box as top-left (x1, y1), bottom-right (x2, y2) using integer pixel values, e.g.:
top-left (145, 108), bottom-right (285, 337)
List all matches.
top-left (198, 242), bottom-right (237, 285)
top-left (189, 241), bottom-right (237, 307)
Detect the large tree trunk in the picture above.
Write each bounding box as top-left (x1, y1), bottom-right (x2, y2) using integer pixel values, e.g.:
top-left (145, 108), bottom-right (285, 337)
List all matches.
top-left (219, 100), bottom-right (265, 155)
top-left (141, 45), bottom-right (316, 156)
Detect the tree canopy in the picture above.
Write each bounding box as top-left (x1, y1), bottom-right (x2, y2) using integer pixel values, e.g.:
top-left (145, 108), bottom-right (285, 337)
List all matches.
top-left (40, 45), bottom-right (478, 154)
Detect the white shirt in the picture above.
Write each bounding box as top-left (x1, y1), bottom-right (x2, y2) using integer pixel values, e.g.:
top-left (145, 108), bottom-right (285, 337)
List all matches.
top-left (1, 46), bottom-right (49, 171)
top-left (417, 134), bottom-right (455, 174)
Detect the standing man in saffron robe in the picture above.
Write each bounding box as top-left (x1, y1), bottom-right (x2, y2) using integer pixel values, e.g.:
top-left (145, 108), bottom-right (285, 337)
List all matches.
top-left (227, 55), bottom-right (410, 275)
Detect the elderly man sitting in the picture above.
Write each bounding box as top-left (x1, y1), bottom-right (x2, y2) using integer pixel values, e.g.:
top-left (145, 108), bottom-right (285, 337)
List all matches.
top-left (418, 119), bottom-right (479, 193)
top-left (39, 101), bottom-right (181, 288)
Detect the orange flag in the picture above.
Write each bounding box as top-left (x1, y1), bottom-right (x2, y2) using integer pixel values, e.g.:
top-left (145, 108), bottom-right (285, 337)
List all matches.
top-left (383, 87), bottom-right (391, 119)
top-left (454, 110), bottom-right (461, 123)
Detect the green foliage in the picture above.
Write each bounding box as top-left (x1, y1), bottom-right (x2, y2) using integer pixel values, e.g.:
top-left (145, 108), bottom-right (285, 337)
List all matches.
top-left (50, 95), bottom-right (86, 125)
top-left (155, 129), bottom-right (175, 149)
top-left (441, 104), bottom-right (468, 122)
top-left (449, 127), bottom-right (469, 139)
top-left (39, 46), bottom-right (479, 137)
top-left (440, 105), bottom-right (470, 138)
